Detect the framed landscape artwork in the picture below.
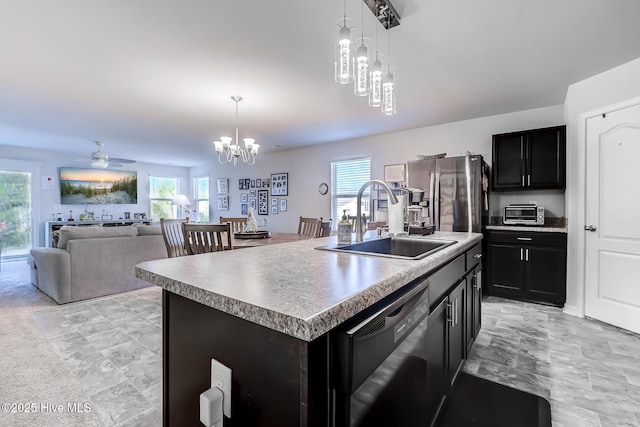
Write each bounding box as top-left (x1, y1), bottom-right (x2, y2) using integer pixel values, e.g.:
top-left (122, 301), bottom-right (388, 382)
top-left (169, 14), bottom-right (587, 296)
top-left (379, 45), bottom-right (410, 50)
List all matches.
top-left (59, 167), bottom-right (137, 205)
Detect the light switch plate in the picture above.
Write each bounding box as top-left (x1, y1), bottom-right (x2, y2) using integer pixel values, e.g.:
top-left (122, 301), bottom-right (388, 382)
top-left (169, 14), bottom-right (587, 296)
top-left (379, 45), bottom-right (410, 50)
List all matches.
top-left (211, 358), bottom-right (231, 418)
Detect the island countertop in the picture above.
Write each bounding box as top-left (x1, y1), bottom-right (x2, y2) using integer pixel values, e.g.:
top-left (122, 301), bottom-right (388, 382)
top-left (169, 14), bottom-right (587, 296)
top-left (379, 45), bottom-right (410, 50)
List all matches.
top-left (136, 231), bottom-right (482, 341)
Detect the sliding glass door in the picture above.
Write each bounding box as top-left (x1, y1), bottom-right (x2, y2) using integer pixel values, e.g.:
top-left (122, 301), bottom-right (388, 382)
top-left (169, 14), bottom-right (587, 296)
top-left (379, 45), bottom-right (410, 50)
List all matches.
top-left (0, 161), bottom-right (38, 260)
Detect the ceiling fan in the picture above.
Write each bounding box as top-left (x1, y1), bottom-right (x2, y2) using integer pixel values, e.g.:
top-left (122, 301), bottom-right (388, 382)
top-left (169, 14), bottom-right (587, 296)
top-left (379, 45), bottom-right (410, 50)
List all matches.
top-left (85, 141), bottom-right (136, 168)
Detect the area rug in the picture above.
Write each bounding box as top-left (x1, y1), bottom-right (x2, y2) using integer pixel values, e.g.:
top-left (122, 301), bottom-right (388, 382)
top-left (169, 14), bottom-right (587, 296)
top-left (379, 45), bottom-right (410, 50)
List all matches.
top-left (436, 372), bottom-right (552, 427)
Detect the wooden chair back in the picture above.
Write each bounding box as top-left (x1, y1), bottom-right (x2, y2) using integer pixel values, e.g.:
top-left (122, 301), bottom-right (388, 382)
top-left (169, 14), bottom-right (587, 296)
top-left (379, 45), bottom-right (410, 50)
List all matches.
top-left (317, 218), bottom-right (332, 237)
top-left (219, 216), bottom-right (247, 234)
top-left (160, 218), bottom-right (188, 258)
top-left (297, 216), bottom-right (321, 238)
top-left (182, 222), bottom-right (233, 255)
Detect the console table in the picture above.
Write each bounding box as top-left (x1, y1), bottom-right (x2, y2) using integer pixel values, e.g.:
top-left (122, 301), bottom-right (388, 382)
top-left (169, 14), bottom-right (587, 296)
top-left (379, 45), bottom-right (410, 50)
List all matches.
top-left (44, 219), bottom-right (152, 247)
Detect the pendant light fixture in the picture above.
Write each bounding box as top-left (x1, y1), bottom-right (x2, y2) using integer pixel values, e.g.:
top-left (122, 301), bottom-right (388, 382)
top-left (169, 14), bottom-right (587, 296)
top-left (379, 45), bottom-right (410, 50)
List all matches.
top-left (212, 96), bottom-right (259, 166)
top-left (353, 0), bottom-right (369, 96)
top-left (369, 24), bottom-right (383, 107)
top-left (334, 0), bottom-right (353, 85)
top-left (381, 12), bottom-right (396, 116)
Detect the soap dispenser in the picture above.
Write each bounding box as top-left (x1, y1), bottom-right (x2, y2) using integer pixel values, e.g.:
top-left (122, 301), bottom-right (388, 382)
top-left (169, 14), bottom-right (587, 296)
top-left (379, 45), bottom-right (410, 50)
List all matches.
top-left (338, 210), bottom-right (352, 245)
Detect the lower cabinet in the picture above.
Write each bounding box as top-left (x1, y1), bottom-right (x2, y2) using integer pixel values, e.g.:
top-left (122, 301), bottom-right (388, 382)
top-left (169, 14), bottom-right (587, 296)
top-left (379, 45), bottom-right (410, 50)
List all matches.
top-left (487, 230), bottom-right (567, 306)
top-left (426, 279), bottom-right (468, 426)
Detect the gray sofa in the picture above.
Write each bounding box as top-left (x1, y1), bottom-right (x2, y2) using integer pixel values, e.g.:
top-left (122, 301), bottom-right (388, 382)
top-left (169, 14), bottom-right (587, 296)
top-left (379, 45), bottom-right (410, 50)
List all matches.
top-left (29, 225), bottom-right (167, 304)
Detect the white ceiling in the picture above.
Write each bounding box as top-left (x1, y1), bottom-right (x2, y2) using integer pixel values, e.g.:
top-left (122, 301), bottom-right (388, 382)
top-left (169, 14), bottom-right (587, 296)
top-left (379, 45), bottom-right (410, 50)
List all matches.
top-left (1, 0), bottom-right (640, 167)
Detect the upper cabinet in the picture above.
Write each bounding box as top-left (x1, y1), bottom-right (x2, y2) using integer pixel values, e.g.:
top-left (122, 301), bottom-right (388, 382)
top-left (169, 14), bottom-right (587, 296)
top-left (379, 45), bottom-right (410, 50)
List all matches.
top-left (492, 125), bottom-right (566, 191)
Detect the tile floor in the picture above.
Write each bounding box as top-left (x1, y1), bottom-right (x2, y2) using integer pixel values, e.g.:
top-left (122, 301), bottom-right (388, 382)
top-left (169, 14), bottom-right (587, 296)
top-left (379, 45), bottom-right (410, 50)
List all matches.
top-left (465, 296), bottom-right (640, 427)
top-left (5, 259), bottom-right (640, 426)
top-left (31, 287), bottom-right (163, 427)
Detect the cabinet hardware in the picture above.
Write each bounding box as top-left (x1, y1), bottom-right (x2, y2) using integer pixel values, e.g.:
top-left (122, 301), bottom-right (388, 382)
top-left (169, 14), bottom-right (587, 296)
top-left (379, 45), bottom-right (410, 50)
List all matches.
top-left (447, 302), bottom-right (454, 327)
top-left (525, 248), bottom-right (529, 262)
top-left (520, 248), bottom-right (523, 261)
top-left (527, 175), bottom-right (530, 186)
top-left (454, 299), bottom-right (458, 326)
top-left (521, 175), bottom-right (525, 186)
top-left (473, 253), bottom-right (482, 259)
top-left (517, 237), bottom-right (532, 241)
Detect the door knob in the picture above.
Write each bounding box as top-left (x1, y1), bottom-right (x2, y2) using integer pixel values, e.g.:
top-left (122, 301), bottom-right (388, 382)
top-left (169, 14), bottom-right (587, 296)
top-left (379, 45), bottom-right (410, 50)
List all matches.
top-left (584, 225), bottom-right (597, 232)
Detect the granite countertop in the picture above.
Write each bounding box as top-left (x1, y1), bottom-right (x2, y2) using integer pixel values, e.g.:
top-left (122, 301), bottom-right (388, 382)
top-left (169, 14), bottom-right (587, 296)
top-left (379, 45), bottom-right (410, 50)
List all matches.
top-left (136, 231), bottom-right (482, 342)
top-left (484, 225), bottom-right (568, 233)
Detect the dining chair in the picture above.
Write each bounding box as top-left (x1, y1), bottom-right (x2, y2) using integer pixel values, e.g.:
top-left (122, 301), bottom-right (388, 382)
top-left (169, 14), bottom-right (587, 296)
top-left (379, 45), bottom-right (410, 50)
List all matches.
top-left (297, 216), bottom-right (321, 238)
top-left (160, 218), bottom-right (188, 258)
top-left (317, 218), bottom-right (332, 237)
top-left (219, 216), bottom-right (247, 234)
top-left (182, 222), bottom-right (233, 254)
top-left (367, 221), bottom-right (387, 230)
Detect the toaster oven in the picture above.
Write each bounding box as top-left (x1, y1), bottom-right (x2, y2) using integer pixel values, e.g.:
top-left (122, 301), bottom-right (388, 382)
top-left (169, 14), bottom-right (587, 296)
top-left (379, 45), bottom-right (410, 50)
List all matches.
top-left (503, 204), bottom-right (545, 225)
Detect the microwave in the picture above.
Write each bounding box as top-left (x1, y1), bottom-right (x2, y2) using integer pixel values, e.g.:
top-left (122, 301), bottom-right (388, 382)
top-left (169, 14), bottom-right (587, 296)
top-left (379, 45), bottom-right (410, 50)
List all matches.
top-left (503, 204), bottom-right (545, 225)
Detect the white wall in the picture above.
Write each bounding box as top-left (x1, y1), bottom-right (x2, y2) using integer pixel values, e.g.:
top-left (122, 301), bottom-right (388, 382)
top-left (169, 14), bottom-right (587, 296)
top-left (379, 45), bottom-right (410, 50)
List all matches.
top-left (191, 105), bottom-right (564, 232)
top-left (0, 145), bottom-right (189, 247)
top-left (564, 56), bottom-right (640, 316)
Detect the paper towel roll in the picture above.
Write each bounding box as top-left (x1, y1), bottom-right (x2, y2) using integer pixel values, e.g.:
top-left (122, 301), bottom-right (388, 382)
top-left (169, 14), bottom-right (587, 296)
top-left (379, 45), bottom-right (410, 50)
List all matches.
top-left (388, 201), bottom-right (405, 234)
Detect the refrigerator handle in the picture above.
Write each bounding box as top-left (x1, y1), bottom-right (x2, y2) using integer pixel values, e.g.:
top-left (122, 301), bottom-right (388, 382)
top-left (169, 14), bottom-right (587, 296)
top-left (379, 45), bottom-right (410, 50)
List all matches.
top-left (429, 171), bottom-right (435, 228)
top-left (434, 172), bottom-right (441, 230)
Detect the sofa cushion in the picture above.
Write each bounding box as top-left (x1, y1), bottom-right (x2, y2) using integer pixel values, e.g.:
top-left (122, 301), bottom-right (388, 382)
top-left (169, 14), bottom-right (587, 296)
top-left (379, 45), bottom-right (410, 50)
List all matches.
top-left (57, 225), bottom-right (139, 249)
top-left (134, 224), bottom-right (162, 235)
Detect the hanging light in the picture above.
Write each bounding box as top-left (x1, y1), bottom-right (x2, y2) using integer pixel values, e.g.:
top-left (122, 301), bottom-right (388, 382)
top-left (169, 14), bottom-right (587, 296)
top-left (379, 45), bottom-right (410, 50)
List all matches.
top-left (381, 12), bottom-right (396, 115)
top-left (353, 0), bottom-right (369, 96)
top-left (212, 96), bottom-right (259, 166)
top-left (369, 23), bottom-right (383, 107)
top-left (334, 0), bottom-right (353, 85)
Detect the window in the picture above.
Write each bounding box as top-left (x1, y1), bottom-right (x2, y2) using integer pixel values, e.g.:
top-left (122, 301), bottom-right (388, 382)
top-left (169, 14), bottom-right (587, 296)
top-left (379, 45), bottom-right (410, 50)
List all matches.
top-left (150, 176), bottom-right (178, 220)
top-left (331, 158), bottom-right (371, 226)
top-left (193, 176), bottom-right (210, 222)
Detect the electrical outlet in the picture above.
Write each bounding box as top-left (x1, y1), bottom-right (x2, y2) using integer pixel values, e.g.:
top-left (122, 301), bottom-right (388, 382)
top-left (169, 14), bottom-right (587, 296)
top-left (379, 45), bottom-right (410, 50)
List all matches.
top-left (211, 358), bottom-right (231, 418)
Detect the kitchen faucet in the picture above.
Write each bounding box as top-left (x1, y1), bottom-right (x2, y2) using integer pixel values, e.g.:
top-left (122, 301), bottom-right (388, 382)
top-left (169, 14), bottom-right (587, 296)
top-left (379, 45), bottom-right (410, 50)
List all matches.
top-left (355, 180), bottom-right (399, 243)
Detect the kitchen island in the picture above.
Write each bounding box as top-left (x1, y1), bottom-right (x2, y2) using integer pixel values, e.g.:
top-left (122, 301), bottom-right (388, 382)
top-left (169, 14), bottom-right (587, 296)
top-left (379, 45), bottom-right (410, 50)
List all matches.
top-left (136, 231), bottom-right (483, 426)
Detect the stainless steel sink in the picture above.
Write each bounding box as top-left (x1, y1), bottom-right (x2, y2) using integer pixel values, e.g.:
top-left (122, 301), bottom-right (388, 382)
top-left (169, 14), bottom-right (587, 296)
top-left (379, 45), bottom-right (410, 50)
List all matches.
top-left (316, 237), bottom-right (457, 260)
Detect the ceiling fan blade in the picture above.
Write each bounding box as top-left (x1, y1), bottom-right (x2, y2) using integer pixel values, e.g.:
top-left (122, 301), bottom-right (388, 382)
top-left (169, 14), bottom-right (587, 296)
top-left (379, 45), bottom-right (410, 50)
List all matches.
top-left (108, 157), bottom-right (136, 163)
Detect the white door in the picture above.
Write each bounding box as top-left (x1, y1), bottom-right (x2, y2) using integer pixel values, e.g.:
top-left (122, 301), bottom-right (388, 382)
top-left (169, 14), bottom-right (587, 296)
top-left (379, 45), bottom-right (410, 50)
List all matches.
top-left (585, 103), bottom-right (640, 334)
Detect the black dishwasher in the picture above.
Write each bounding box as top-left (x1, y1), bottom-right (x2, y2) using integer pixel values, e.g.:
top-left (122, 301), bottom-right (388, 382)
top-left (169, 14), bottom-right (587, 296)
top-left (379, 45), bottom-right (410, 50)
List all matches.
top-left (331, 277), bottom-right (430, 427)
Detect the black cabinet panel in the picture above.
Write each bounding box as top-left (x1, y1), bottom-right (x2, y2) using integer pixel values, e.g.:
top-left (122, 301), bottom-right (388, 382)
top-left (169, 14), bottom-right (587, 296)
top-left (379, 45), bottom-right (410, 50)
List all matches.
top-left (488, 243), bottom-right (525, 293)
top-left (448, 280), bottom-right (466, 389)
top-left (493, 133), bottom-right (524, 188)
top-left (525, 246), bottom-right (567, 304)
top-left (487, 231), bottom-right (567, 307)
top-left (528, 127), bottom-right (565, 188)
top-left (426, 298), bottom-right (448, 426)
top-left (492, 125), bottom-right (566, 191)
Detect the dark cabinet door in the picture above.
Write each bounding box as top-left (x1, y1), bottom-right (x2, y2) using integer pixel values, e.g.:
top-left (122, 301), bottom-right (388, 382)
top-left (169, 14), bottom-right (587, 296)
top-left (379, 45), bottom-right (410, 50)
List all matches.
top-left (465, 273), bottom-right (474, 355)
top-left (525, 246), bottom-right (567, 304)
top-left (492, 125), bottom-right (566, 191)
top-left (527, 126), bottom-right (566, 189)
top-left (492, 133), bottom-right (525, 189)
top-left (473, 269), bottom-right (482, 338)
top-left (426, 298), bottom-right (448, 426)
top-left (447, 280), bottom-right (466, 389)
top-left (488, 243), bottom-right (524, 294)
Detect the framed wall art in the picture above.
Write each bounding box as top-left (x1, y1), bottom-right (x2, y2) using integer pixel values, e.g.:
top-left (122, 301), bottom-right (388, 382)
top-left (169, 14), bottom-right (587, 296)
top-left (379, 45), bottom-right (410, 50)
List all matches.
top-left (217, 195), bottom-right (229, 211)
top-left (217, 178), bottom-right (229, 194)
top-left (258, 190), bottom-right (268, 215)
top-left (240, 193), bottom-right (248, 203)
top-left (270, 172), bottom-right (288, 196)
top-left (280, 199), bottom-right (287, 212)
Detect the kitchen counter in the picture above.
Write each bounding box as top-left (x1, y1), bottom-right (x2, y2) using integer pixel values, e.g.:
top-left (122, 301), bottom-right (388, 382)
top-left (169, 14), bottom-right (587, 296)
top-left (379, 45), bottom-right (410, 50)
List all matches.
top-left (136, 231), bottom-right (482, 342)
top-left (484, 224), bottom-right (567, 233)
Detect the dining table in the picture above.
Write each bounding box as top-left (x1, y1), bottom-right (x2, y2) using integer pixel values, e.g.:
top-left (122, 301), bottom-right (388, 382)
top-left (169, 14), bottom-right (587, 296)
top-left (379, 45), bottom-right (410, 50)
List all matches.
top-left (231, 231), bottom-right (313, 249)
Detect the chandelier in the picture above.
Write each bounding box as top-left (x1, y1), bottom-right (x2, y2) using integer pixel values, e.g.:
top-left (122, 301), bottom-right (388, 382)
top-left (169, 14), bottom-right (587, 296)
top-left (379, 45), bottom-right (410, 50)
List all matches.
top-left (213, 96), bottom-right (259, 166)
top-left (334, 0), bottom-right (399, 115)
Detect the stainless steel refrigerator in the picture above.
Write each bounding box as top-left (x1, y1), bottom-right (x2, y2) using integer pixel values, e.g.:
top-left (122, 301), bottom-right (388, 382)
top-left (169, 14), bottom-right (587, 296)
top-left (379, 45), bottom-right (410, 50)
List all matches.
top-left (407, 154), bottom-right (489, 233)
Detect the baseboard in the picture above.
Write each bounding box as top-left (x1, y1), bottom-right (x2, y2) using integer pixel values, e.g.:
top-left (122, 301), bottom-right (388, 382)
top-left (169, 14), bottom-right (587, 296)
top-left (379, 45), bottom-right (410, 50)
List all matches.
top-left (562, 304), bottom-right (582, 317)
